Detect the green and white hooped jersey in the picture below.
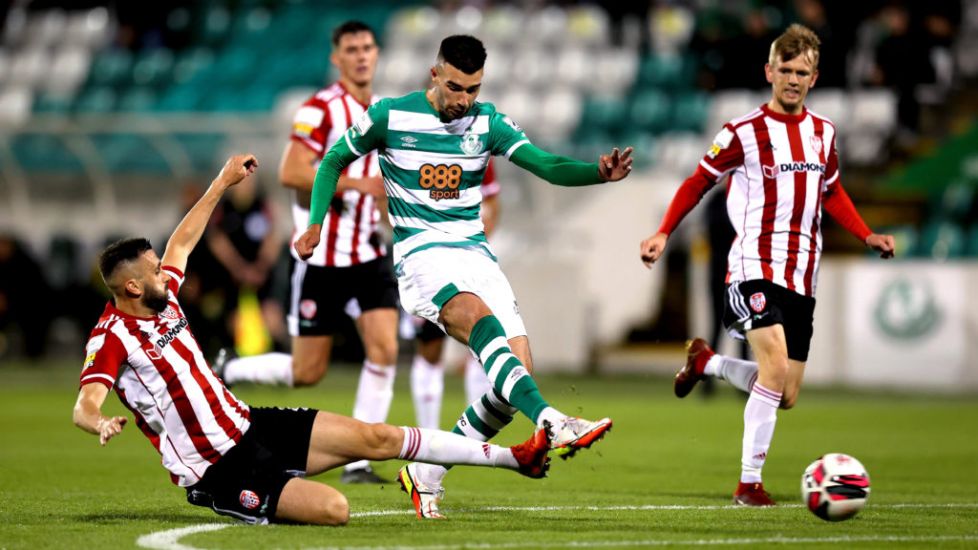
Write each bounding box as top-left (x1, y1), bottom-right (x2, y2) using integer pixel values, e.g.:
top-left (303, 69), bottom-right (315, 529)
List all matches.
top-left (343, 91), bottom-right (530, 265)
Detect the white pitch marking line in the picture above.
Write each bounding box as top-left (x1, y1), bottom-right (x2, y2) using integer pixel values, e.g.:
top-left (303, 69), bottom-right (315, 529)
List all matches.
top-left (350, 502), bottom-right (978, 517)
top-left (136, 523), bottom-right (232, 550)
top-left (136, 503), bottom-right (978, 550)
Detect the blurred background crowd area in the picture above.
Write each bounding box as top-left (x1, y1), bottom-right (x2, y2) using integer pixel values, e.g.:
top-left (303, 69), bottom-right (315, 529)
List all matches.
top-left (1, 0), bottom-right (977, 364)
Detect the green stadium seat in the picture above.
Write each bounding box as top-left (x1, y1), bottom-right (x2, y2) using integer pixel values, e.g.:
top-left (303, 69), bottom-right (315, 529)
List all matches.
top-left (155, 85), bottom-right (207, 111)
top-left (172, 47), bottom-right (215, 85)
top-left (172, 133), bottom-right (225, 172)
top-left (616, 131), bottom-right (656, 169)
top-left (671, 92), bottom-right (709, 132)
top-left (10, 134), bottom-right (83, 172)
top-left (32, 93), bottom-right (73, 114)
top-left (917, 221), bottom-right (965, 260)
top-left (117, 87), bottom-right (159, 112)
top-left (878, 225), bottom-right (918, 258)
top-left (966, 226), bottom-right (978, 257)
top-left (87, 49), bottom-right (133, 87)
top-left (580, 97), bottom-right (627, 134)
top-left (628, 90), bottom-right (672, 134)
top-left (131, 49), bottom-right (175, 88)
top-left (637, 54), bottom-right (694, 90)
top-left (73, 87), bottom-right (117, 112)
top-left (933, 182), bottom-right (975, 222)
top-left (91, 134), bottom-right (171, 174)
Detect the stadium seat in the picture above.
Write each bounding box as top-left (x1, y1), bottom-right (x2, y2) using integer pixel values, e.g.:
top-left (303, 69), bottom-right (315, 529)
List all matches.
top-left (806, 89), bottom-right (849, 134)
top-left (934, 182), bottom-right (975, 222)
top-left (8, 47), bottom-right (49, 88)
top-left (670, 91), bottom-right (709, 132)
top-left (87, 49), bottom-right (133, 87)
top-left (91, 134), bottom-right (171, 174)
top-left (44, 47), bottom-right (92, 97)
top-left (917, 221), bottom-right (965, 260)
top-left (706, 89), bottom-right (760, 132)
top-left (131, 49), bottom-right (175, 88)
top-left (0, 87), bottom-right (32, 127)
top-left (628, 89), bottom-right (672, 134)
top-left (849, 89), bottom-right (897, 134)
top-left (616, 130), bottom-right (656, 168)
top-left (172, 47), bottom-right (215, 85)
top-left (73, 86), bottom-right (117, 113)
top-left (637, 54), bottom-right (694, 91)
top-left (967, 226), bottom-right (978, 257)
top-left (587, 48), bottom-right (638, 96)
top-left (537, 87), bottom-right (582, 141)
top-left (554, 47), bottom-right (592, 88)
top-left (581, 96), bottom-right (628, 134)
top-left (117, 87), bottom-right (158, 112)
top-left (10, 134), bottom-right (83, 172)
top-left (565, 5), bottom-right (610, 46)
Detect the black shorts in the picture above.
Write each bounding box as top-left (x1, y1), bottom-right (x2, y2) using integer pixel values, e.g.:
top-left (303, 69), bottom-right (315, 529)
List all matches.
top-left (722, 279), bottom-right (816, 362)
top-left (288, 256), bottom-right (399, 336)
top-left (417, 318), bottom-right (446, 343)
top-left (185, 407), bottom-right (318, 524)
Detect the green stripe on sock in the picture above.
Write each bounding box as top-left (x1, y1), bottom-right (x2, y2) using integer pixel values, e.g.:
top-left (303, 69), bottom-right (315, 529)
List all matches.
top-left (466, 314), bottom-right (549, 424)
top-left (480, 395), bottom-right (514, 425)
top-left (463, 407), bottom-right (498, 439)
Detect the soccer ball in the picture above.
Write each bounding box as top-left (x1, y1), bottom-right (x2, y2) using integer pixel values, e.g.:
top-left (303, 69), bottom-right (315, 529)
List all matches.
top-left (801, 453), bottom-right (871, 521)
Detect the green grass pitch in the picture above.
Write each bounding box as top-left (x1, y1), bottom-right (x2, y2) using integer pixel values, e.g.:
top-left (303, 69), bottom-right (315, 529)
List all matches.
top-left (1, 360), bottom-right (976, 549)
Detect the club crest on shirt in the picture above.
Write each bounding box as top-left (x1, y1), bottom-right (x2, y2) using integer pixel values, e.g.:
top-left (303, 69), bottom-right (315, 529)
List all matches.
top-left (810, 135), bottom-right (823, 155)
top-left (160, 306), bottom-right (179, 320)
top-left (239, 490), bottom-right (261, 510)
top-left (750, 292), bottom-right (767, 313)
top-left (460, 131), bottom-right (484, 155)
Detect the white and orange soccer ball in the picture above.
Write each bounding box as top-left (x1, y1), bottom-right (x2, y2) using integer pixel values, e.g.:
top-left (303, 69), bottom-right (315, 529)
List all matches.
top-left (801, 453), bottom-right (871, 521)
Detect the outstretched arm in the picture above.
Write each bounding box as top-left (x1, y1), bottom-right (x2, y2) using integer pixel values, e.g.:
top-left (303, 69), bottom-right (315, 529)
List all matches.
top-left (639, 167), bottom-right (716, 268)
top-left (162, 154), bottom-right (258, 274)
top-left (294, 138), bottom-right (360, 260)
top-left (73, 383), bottom-right (127, 446)
top-left (509, 143), bottom-right (633, 186)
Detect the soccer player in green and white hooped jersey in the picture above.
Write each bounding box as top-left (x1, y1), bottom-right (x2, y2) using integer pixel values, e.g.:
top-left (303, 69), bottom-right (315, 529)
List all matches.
top-left (295, 35), bottom-right (633, 519)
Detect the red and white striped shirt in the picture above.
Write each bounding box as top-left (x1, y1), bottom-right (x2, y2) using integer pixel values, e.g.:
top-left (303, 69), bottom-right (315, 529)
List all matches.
top-left (289, 82), bottom-right (384, 267)
top-left (79, 266), bottom-right (250, 487)
top-left (658, 104), bottom-right (871, 297)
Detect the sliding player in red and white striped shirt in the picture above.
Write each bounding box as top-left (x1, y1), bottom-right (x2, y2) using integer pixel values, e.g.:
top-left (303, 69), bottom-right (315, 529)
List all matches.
top-left (214, 22), bottom-right (400, 484)
top-left (72, 155), bottom-right (550, 526)
top-left (639, 24), bottom-right (895, 507)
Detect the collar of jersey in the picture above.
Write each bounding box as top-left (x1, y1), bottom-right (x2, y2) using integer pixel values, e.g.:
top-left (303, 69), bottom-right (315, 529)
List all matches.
top-left (761, 103), bottom-right (808, 124)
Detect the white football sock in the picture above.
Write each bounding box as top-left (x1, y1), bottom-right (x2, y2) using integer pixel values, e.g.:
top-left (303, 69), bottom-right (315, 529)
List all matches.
top-left (346, 360), bottom-right (396, 473)
top-left (411, 354), bottom-right (444, 430)
top-left (399, 427), bottom-right (517, 470)
top-left (222, 352), bottom-right (293, 386)
top-left (535, 406), bottom-right (566, 430)
top-left (710, 355), bottom-right (759, 393)
top-left (464, 353), bottom-right (493, 405)
top-left (741, 383), bottom-right (782, 483)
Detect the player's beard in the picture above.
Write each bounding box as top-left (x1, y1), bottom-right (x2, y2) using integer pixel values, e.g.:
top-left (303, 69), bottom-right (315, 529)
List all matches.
top-left (143, 285), bottom-right (169, 313)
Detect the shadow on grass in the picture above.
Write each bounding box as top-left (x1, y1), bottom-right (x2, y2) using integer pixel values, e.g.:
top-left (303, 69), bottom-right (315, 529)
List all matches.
top-left (76, 511), bottom-right (214, 524)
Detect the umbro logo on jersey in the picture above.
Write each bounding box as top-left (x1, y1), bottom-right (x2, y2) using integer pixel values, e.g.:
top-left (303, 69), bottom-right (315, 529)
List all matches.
top-left (400, 135), bottom-right (418, 148)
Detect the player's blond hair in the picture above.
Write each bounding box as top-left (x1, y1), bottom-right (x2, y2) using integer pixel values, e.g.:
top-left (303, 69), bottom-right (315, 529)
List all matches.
top-left (769, 24), bottom-right (821, 69)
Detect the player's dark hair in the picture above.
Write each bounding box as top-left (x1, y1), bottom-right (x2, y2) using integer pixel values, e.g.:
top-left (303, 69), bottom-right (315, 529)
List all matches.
top-left (332, 20), bottom-right (375, 47)
top-left (98, 238), bottom-right (153, 284)
top-left (437, 35), bottom-right (486, 75)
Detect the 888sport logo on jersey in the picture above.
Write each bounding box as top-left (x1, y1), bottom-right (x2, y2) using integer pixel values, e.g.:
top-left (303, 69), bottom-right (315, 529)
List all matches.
top-left (419, 164), bottom-right (462, 200)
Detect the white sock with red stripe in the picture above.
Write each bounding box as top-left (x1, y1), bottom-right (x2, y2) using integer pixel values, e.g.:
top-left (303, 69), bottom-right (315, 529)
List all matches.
top-left (398, 427), bottom-right (518, 470)
top-left (741, 382), bottom-right (782, 483)
top-left (222, 353), bottom-right (293, 386)
top-left (464, 354), bottom-right (493, 405)
top-left (706, 354), bottom-right (759, 393)
top-left (411, 355), bottom-right (443, 430)
top-left (346, 360), bottom-right (396, 473)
